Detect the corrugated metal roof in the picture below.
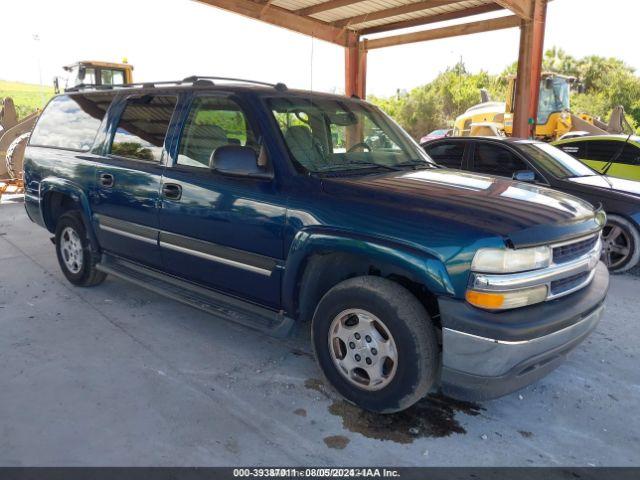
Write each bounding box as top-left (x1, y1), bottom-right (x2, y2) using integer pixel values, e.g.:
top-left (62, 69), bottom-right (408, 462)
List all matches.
top-left (270, 0), bottom-right (496, 31)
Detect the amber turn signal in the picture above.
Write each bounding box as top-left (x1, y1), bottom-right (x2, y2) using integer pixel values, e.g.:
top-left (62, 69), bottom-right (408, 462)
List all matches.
top-left (465, 290), bottom-right (505, 309)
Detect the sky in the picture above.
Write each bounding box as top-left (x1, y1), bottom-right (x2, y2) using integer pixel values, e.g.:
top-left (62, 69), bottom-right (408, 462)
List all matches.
top-left (1, 0), bottom-right (638, 98)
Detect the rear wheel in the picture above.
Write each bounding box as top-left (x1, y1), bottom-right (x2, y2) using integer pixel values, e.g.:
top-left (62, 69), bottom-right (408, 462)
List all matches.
top-left (55, 211), bottom-right (106, 287)
top-left (311, 276), bottom-right (439, 413)
top-left (601, 214), bottom-right (640, 273)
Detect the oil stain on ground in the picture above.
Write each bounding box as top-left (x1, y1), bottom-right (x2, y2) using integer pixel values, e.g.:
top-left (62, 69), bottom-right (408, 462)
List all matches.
top-left (328, 394), bottom-right (484, 444)
top-left (323, 435), bottom-right (350, 449)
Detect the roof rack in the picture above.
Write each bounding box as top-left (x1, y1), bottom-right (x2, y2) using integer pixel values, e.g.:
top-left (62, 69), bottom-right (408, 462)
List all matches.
top-left (65, 76), bottom-right (288, 93)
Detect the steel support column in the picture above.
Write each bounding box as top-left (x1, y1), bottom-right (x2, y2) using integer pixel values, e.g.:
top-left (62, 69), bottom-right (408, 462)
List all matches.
top-left (513, 0), bottom-right (547, 138)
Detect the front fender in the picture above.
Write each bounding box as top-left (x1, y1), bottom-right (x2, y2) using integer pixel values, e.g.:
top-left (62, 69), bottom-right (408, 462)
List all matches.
top-left (282, 227), bottom-right (455, 315)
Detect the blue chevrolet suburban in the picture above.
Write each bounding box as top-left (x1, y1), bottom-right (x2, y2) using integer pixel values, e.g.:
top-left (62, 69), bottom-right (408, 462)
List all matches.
top-left (23, 77), bottom-right (608, 413)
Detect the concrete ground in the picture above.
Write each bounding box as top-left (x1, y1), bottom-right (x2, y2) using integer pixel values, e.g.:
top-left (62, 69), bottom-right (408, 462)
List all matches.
top-left (0, 201), bottom-right (638, 466)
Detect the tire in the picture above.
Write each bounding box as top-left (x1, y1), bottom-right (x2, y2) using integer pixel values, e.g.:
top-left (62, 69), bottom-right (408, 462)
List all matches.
top-left (55, 211), bottom-right (106, 287)
top-left (311, 276), bottom-right (439, 413)
top-left (602, 214), bottom-right (640, 273)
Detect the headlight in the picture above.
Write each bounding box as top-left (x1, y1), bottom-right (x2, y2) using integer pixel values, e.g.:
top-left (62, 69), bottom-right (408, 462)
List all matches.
top-left (466, 285), bottom-right (548, 310)
top-left (471, 246), bottom-right (551, 273)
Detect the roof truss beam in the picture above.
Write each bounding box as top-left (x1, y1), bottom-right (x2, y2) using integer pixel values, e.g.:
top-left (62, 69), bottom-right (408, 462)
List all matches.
top-left (332, 0), bottom-right (462, 28)
top-left (493, 0), bottom-right (533, 20)
top-left (295, 0), bottom-right (365, 16)
top-left (364, 14), bottom-right (521, 49)
top-left (360, 3), bottom-right (503, 35)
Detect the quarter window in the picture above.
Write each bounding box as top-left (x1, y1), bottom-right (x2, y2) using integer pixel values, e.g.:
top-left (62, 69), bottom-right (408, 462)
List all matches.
top-left (473, 143), bottom-right (528, 178)
top-left (177, 97), bottom-right (258, 169)
top-left (425, 142), bottom-right (466, 169)
top-left (110, 95), bottom-right (177, 162)
top-left (29, 94), bottom-right (110, 151)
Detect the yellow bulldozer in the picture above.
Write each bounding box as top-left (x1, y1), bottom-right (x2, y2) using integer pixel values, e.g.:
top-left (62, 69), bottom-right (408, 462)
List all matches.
top-left (1, 60), bottom-right (133, 200)
top-left (452, 72), bottom-right (627, 141)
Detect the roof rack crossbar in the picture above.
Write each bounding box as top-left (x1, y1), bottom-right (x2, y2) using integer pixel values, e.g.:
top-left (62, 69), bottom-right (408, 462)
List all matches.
top-left (65, 76), bottom-right (288, 93)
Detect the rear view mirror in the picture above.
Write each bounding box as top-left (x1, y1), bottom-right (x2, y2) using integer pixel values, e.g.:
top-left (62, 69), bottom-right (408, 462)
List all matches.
top-left (330, 111), bottom-right (358, 126)
top-left (513, 170), bottom-right (536, 183)
top-left (211, 145), bottom-right (273, 179)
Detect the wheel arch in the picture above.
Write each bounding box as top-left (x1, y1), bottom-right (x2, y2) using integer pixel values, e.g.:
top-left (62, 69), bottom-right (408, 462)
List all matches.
top-left (40, 178), bottom-right (99, 251)
top-left (282, 229), bottom-right (454, 325)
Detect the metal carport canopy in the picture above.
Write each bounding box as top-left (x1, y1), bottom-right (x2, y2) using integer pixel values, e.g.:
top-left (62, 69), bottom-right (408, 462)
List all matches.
top-left (193, 0), bottom-right (548, 138)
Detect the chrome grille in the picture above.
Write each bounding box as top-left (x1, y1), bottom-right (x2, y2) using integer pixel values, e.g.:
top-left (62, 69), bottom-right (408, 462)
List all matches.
top-left (550, 271), bottom-right (590, 296)
top-left (553, 235), bottom-right (599, 264)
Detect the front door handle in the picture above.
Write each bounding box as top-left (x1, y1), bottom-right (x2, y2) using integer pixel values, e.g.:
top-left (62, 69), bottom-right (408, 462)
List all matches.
top-left (99, 173), bottom-right (114, 188)
top-left (162, 183), bottom-right (182, 200)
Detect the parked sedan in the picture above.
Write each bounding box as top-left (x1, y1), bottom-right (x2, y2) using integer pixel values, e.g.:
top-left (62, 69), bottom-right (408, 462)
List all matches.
top-left (553, 134), bottom-right (640, 182)
top-left (423, 136), bottom-right (640, 272)
top-left (419, 128), bottom-right (452, 144)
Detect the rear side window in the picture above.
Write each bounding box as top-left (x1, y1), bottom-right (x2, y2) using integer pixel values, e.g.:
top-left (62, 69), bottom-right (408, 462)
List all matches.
top-left (473, 143), bottom-right (528, 178)
top-left (110, 95), bottom-right (177, 162)
top-left (177, 96), bottom-right (258, 168)
top-left (425, 142), bottom-right (465, 169)
top-left (30, 94), bottom-right (110, 151)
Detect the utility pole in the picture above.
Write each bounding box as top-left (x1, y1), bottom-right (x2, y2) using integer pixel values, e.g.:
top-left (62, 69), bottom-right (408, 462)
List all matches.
top-left (33, 33), bottom-right (45, 109)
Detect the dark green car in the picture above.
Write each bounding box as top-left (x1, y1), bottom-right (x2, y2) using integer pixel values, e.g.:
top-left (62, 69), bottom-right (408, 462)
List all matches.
top-left (553, 135), bottom-right (640, 181)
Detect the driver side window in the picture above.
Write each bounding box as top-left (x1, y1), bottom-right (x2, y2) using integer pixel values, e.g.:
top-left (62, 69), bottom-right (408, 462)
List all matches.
top-left (178, 97), bottom-right (258, 169)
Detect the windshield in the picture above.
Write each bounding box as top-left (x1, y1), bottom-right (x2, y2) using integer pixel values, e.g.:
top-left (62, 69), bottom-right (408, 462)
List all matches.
top-left (519, 142), bottom-right (597, 178)
top-left (268, 96), bottom-right (434, 174)
top-left (537, 77), bottom-right (570, 124)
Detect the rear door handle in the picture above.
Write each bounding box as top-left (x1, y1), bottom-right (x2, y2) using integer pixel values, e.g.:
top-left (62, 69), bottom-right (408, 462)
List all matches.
top-left (162, 183), bottom-right (182, 200)
top-left (99, 173), bottom-right (114, 188)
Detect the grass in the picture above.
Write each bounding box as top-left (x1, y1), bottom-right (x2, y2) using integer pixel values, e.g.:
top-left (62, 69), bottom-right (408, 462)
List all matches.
top-left (0, 80), bottom-right (54, 121)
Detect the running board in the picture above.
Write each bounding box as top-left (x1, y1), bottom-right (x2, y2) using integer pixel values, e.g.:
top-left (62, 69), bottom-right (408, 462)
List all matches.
top-left (96, 254), bottom-right (294, 338)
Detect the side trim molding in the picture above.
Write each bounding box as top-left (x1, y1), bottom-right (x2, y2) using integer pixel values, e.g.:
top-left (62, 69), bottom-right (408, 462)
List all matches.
top-left (94, 214), bottom-right (279, 276)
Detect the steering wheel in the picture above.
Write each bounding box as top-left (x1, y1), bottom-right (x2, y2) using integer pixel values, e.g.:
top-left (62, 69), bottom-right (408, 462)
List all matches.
top-left (347, 142), bottom-right (372, 153)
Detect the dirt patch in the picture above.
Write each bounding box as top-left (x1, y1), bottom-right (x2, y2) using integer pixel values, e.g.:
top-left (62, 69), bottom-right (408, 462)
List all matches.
top-left (294, 408), bottom-right (307, 417)
top-left (323, 435), bottom-right (350, 449)
top-left (304, 378), bottom-right (330, 397)
top-left (518, 430), bottom-right (534, 438)
top-left (328, 393), bottom-right (483, 444)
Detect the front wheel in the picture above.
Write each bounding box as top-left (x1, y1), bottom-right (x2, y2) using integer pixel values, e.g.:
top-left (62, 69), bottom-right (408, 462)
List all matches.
top-left (311, 276), bottom-right (439, 413)
top-left (601, 214), bottom-right (640, 273)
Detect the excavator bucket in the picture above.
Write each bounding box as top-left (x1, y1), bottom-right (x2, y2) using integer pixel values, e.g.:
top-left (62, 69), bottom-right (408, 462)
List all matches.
top-left (0, 110), bottom-right (38, 179)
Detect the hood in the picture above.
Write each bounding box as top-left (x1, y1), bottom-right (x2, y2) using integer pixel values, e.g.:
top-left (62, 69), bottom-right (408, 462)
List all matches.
top-left (321, 169), bottom-right (600, 248)
top-left (567, 175), bottom-right (640, 197)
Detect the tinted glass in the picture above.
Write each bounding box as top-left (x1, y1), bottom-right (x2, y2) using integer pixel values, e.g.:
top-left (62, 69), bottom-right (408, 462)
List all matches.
top-left (177, 97), bottom-right (258, 168)
top-left (30, 94), bottom-right (110, 150)
top-left (425, 142), bottom-right (465, 169)
top-left (110, 95), bottom-right (177, 162)
top-left (473, 143), bottom-right (527, 178)
top-left (269, 97), bottom-right (434, 173)
top-left (620, 143), bottom-right (640, 165)
top-left (518, 143), bottom-right (595, 178)
top-left (585, 141), bottom-right (623, 162)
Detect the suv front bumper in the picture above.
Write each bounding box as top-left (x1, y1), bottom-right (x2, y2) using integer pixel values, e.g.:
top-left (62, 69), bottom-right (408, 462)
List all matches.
top-left (438, 261), bottom-right (609, 401)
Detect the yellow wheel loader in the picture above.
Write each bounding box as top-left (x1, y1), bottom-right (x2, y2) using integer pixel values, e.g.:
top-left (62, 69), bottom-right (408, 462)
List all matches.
top-left (1, 60), bottom-right (133, 200)
top-left (453, 72), bottom-right (626, 141)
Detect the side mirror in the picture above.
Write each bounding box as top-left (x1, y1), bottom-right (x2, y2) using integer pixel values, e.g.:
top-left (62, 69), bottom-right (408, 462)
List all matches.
top-left (513, 170), bottom-right (536, 183)
top-left (544, 77), bottom-right (554, 90)
top-left (211, 145), bottom-right (273, 179)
